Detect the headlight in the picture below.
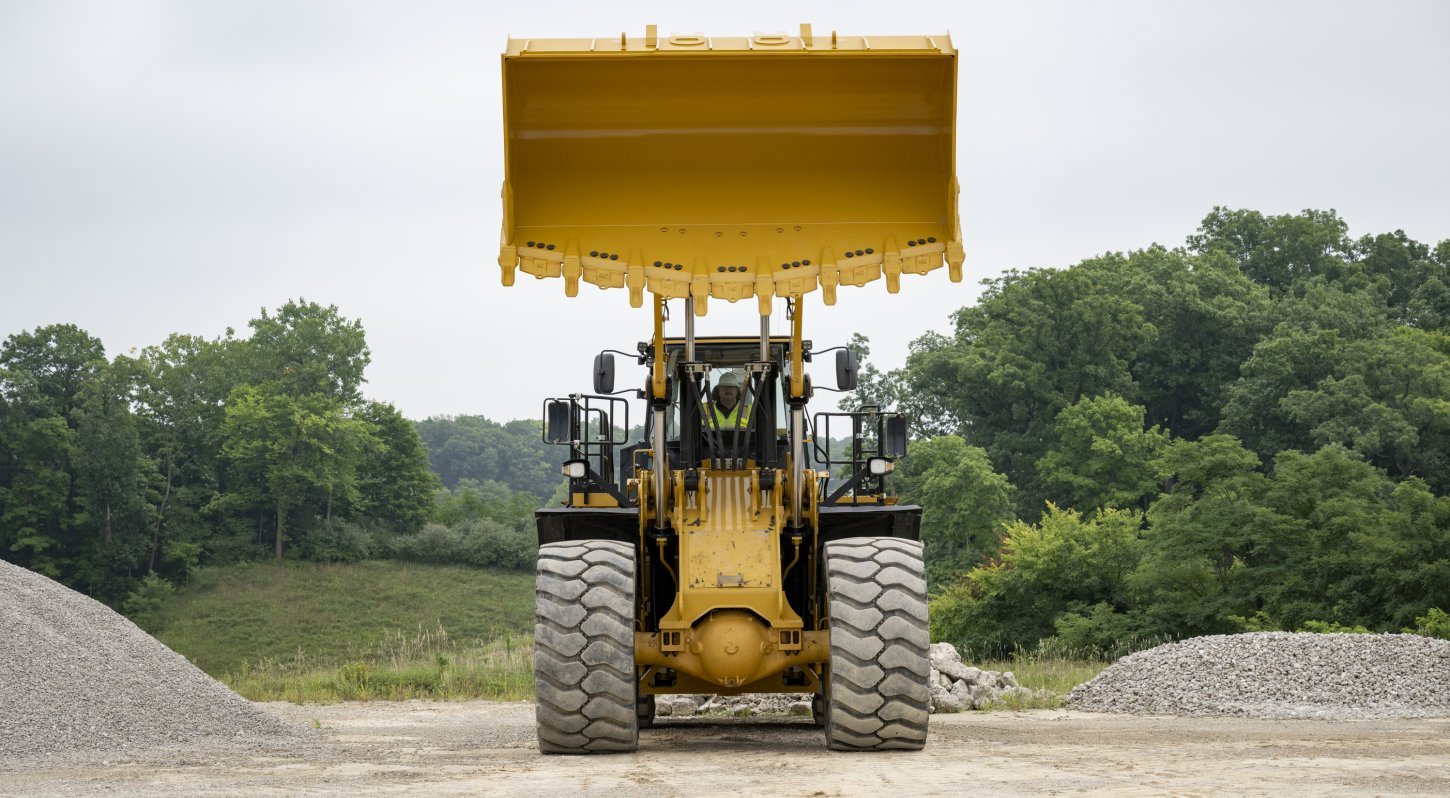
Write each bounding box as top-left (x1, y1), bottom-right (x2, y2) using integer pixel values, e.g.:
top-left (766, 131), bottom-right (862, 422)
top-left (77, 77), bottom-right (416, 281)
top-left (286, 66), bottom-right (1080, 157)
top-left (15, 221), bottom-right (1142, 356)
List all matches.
top-left (868, 457), bottom-right (894, 475)
top-left (561, 460), bottom-right (587, 479)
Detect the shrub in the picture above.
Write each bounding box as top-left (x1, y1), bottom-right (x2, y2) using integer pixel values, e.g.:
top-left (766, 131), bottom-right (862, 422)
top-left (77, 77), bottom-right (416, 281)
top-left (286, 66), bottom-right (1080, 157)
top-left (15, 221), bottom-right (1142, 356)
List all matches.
top-left (1297, 620), bottom-right (1372, 634)
top-left (1405, 607), bottom-right (1450, 640)
top-left (121, 572), bottom-right (176, 632)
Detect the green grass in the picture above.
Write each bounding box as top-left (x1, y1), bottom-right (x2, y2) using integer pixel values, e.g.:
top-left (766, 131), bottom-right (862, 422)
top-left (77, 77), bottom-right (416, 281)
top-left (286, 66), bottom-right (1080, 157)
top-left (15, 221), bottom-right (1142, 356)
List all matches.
top-left (149, 560), bottom-right (1114, 707)
top-left (150, 560), bottom-right (535, 676)
top-left (972, 654), bottom-right (1110, 709)
top-left (225, 625), bottom-right (536, 703)
top-left (957, 650), bottom-right (1113, 713)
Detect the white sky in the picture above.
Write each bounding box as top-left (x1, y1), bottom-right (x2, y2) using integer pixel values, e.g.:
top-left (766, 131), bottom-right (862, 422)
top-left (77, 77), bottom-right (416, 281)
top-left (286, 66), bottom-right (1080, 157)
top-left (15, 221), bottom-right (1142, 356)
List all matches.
top-left (2, 0), bottom-right (1447, 422)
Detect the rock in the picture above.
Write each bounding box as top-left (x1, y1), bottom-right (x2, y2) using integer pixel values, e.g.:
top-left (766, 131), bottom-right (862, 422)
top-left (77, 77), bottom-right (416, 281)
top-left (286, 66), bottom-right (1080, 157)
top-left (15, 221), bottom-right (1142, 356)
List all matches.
top-left (929, 642), bottom-right (963, 669)
top-left (788, 701), bottom-right (810, 717)
top-left (664, 696), bottom-right (699, 717)
top-left (932, 690), bottom-right (966, 713)
top-left (937, 671), bottom-right (953, 690)
top-left (957, 666), bottom-right (983, 685)
top-left (949, 679), bottom-right (974, 703)
top-left (969, 683), bottom-right (997, 710)
top-left (936, 659), bottom-right (973, 683)
top-left (1001, 671), bottom-right (1019, 689)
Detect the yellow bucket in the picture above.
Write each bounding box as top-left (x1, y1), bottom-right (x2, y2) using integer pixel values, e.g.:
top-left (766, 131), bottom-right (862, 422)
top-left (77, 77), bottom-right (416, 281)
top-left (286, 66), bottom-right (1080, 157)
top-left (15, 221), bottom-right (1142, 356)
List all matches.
top-left (498, 29), bottom-right (961, 313)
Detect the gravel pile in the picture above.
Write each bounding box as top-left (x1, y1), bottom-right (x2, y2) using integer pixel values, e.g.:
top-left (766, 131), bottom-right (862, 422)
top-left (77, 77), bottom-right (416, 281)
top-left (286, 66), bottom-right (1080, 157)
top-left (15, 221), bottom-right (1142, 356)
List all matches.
top-left (0, 558), bottom-right (309, 757)
top-left (1066, 632), bottom-right (1450, 719)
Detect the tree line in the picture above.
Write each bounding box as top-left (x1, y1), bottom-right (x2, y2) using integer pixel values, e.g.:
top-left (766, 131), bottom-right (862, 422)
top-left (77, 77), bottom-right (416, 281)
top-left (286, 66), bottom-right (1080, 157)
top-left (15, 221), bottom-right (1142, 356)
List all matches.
top-left (0, 300), bottom-right (537, 606)
top-left (876, 207), bottom-right (1450, 650)
top-left (4, 207), bottom-right (1447, 650)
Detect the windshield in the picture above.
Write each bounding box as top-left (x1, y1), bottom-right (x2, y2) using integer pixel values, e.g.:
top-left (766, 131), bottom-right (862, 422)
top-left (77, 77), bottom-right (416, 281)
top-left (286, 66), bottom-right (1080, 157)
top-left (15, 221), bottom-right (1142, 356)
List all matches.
top-left (664, 342), bottom-right (788, 440)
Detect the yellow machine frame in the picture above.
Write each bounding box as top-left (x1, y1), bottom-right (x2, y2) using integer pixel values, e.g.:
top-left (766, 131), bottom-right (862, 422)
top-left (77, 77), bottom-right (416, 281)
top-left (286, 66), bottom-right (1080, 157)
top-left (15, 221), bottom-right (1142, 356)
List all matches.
top-left (504, 24), bottom-right (955, 704)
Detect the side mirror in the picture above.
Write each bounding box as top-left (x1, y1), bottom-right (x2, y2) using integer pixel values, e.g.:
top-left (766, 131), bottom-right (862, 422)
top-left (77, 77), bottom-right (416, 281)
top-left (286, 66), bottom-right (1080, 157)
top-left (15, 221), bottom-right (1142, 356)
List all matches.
top-left (593, 353), bottom-right (616, 394)
top-left (835, 348), bottom-right (859, 391)
top-left (883, 415), bottom-right (908, 458)
top-left (545, 400), bottom-right (572, 444)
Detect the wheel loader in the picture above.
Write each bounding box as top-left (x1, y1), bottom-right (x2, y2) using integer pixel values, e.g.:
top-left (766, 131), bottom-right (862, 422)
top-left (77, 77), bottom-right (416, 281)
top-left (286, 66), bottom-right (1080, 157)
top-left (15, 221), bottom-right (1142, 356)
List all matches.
top-left (496, 25), bottom-right (961, 752)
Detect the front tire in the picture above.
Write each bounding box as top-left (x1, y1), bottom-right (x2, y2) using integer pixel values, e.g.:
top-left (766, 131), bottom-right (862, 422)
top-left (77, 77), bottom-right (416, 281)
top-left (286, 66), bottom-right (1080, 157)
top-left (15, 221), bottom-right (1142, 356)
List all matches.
top-left (822, 537), bottom-right (931, 751)
top-left (534, 540), bottom-right (638, 754)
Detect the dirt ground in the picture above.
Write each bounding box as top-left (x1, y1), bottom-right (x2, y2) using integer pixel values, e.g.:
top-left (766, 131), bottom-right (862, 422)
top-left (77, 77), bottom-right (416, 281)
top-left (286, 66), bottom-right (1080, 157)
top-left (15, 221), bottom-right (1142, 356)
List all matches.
top-left (4, 701), bottom-right (1448, 797)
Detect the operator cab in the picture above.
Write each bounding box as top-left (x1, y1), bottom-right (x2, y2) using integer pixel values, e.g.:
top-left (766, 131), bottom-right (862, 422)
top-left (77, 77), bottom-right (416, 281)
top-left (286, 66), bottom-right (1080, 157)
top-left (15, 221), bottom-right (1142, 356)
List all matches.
top-left (651, 337), bottom-right (800, 473)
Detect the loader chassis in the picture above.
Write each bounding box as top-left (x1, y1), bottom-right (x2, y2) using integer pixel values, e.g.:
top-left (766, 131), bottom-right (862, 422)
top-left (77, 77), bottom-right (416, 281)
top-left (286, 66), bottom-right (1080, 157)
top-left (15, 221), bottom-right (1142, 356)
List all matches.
top-left (499, 26), bottom-right (958, 753)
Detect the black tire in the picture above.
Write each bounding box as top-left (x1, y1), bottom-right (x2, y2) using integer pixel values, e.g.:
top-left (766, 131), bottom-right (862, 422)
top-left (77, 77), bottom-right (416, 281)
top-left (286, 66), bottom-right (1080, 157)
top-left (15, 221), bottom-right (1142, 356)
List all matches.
top-left (533, 540), bottom-right (638, 754)
top-left (822, 537), bottom-right (931, 751)
top-left (637, 691), bottom-right (656, 729)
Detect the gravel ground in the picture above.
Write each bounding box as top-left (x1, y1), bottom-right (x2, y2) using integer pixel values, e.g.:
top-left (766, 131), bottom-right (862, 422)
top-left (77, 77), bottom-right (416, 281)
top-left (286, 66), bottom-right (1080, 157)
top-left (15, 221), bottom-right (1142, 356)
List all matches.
top-left (1066, 632), bottom-right (1450, 719)
top-left (4, 701), bottom-right (1449, 797)
top-left (0, 558), bottom-right (311, 757)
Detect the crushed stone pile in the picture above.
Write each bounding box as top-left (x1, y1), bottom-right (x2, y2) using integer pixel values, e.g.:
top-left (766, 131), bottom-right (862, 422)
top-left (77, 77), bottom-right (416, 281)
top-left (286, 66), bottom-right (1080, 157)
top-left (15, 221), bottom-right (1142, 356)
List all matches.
top-left (655, 643), bottom-right (1046, 718)
top-left (1066, 632), bottom-right (1450, 719)
top-left (0, 558), bottom-right (310, 757)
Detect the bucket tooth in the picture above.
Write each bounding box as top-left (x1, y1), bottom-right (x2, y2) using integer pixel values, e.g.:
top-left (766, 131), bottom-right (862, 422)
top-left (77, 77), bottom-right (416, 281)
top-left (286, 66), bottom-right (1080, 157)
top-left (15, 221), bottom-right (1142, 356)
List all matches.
top-left (499, 242), bottom-right (518, 286)
top-left (627, 251), bottom-right (645, 307)
top-left (755, 256), bottom-right (775, 315)
top-left (563, 241), bottom-right (582, 297)
top-left (692, 260), bottom-right (710, 316)
top-left (820, 257), bottom-right (839, 306)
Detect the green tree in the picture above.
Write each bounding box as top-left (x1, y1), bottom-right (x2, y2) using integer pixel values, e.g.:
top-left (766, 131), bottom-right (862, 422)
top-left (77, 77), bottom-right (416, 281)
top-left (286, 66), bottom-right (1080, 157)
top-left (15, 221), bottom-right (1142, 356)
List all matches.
top-left (1037, 395), bottom-right (1169, 512)
top-left (1217, 281), bottom-right (1389, 461)
top-left (0, 416), bottom-right (76, 577)
top-left (905, 265), bottom-right (1154, 515)
top-left (1279, 327), bottom-right (1450, 491)
top-left (929, 506), bottom-right (1143, 653)
top-left (0, 324), bottom-right (106, 419)
top-left (892, 436), bottom-right (1014, 590)
top-left (1255, 445), bottom-right (1444, 630)
top-left (415, 415), bottom-right (558, 500)
top-left (243, 299), bottom-right (370, 402)
top-left (1187, 207), bottom-right (1354, 297)
top-left (126, 332), bottom-right (244, 574)
top-left (1132, 435), bottom-right (1279, 636)
top-left (71, 366), bottom-right (145, 548)
top-left (0, 324), bottom-right (106, 582)
top-left (1079, 247), bottom-right (1272, 438)
top-left (218, 386), bottom-right (374, 560)
top-left (354, 401), bottom-right (439, 534)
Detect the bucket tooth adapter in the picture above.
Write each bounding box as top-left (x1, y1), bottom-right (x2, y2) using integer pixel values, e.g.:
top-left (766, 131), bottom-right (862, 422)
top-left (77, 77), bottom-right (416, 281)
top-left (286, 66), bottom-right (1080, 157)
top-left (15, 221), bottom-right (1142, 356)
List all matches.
top-left (501, 25), bottom-right (956, 753)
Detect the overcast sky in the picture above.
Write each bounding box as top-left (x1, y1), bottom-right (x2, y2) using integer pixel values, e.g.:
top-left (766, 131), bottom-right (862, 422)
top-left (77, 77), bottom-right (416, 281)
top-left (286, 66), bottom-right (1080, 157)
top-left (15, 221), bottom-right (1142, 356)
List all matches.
top-left (2, 0), bottom-right (1447, 422)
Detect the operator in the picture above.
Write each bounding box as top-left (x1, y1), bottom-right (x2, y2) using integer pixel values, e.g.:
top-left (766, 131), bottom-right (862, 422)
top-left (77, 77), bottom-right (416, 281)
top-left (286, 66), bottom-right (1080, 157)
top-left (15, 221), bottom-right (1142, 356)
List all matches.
top-left (709, 372), bottom-right (750, 427)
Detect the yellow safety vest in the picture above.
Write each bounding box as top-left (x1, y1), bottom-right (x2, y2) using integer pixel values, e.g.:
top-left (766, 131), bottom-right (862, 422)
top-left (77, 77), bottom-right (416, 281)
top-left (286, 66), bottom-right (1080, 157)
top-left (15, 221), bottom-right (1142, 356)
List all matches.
top-left (711, 403), bottom-right (749, 428)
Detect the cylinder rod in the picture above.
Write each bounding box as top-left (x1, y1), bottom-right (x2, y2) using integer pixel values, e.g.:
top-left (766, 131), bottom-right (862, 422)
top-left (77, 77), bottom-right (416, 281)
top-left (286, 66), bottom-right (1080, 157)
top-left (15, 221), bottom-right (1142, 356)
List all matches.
top-left (788, 298), bottom-right (806, 528)
top-left (652, 294), bottom-right (669, 530)
top-left (653, 407), bottom-right (668, 530)
top-left (685, 297), bottom-right (696, 362)
top-left (790, 406), bottom-right (804, 528)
